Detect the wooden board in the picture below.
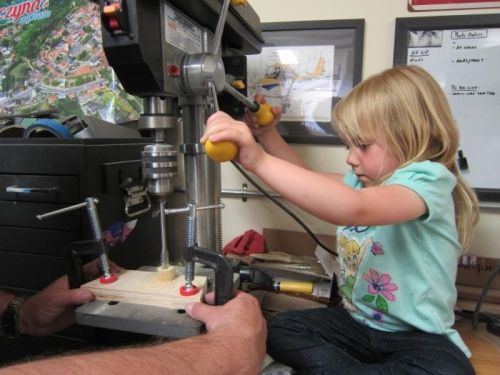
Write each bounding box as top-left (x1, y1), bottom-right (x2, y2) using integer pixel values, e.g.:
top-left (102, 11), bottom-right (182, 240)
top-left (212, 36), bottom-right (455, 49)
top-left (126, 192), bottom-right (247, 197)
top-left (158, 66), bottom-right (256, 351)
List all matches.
top-left (82, 270), bottom-right (207, 310)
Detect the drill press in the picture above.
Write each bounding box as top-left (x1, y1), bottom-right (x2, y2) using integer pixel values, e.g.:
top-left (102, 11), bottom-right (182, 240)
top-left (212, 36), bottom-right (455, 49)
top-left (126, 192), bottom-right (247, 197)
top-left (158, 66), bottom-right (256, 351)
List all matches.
top-left (74, 0), bottom-right (264, 337)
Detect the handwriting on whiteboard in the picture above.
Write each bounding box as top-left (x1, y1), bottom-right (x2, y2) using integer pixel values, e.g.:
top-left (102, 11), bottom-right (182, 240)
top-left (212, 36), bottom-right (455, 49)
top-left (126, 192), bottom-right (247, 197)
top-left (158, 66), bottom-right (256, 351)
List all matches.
top-left (405, 27), bottom-right (500, 189)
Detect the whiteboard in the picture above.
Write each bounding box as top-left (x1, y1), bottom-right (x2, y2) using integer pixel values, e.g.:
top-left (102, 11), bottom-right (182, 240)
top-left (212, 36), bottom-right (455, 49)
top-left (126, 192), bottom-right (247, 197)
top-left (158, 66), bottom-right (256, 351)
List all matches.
top-left (394, 14), bottom-right (500, 201)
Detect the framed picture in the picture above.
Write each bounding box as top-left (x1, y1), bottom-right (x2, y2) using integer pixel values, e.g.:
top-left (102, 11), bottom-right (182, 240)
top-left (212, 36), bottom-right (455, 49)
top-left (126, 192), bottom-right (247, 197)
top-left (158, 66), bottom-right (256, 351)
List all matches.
top-left (409, 0), bottom-right (500, 11)
top-left (0, 1), bottom-right (141, 124)
top-left (246, 19), bottom-right (364, 145)
top-left (394, 14), bottom-right (500, 203)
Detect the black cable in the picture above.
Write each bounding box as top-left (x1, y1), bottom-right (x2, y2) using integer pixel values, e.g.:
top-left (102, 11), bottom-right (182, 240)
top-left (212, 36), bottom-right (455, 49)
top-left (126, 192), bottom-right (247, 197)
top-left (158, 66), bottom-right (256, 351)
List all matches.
top-left (472, 257), bottom-right (500, 329)
top-left (230, 160), bottom-right (338, 257)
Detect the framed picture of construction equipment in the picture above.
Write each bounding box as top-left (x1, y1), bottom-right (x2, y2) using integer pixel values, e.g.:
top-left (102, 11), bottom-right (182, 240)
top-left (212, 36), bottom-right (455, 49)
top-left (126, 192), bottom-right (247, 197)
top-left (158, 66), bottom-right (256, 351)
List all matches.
top-left (246, 19), bottom-right (365, 145)
top-left (394, 14), bottom-right (500, 203)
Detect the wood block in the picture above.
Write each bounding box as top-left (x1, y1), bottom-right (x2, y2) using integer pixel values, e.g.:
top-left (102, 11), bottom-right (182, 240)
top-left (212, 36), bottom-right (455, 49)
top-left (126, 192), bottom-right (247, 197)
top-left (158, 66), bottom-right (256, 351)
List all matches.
top-left (82, 269), bottom-right (207, 310)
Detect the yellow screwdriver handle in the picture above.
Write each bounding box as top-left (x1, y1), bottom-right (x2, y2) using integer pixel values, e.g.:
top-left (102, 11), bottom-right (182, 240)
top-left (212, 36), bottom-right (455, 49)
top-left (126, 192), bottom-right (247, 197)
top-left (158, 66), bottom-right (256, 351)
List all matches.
top-left (277, 282), bottom-right (314, 294)
top-left (252, 103), bottom-right (274, 126)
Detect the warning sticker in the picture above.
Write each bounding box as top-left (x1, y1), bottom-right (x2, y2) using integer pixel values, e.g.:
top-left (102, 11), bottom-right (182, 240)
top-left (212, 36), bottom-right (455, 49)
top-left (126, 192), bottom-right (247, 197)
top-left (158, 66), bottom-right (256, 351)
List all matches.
top-left (164, 4), bottom-right (202, 54)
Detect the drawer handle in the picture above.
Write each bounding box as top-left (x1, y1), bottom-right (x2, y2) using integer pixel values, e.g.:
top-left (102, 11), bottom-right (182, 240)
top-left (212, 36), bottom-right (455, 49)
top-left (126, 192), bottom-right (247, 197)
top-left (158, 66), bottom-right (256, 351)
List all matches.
top-left (6, 186), bottom-right (59, 194)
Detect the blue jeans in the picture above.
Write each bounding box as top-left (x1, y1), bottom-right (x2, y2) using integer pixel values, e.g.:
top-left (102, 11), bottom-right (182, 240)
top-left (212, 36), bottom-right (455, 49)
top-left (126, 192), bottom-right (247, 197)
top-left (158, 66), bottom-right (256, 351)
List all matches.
top-left (266, 307), bottom-right (475, 375)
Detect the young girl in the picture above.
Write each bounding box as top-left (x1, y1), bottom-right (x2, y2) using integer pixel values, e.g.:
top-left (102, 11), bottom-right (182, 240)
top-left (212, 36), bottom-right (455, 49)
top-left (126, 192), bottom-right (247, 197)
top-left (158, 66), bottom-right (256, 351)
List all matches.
top-left (202, 65), bottom-right (480, 374)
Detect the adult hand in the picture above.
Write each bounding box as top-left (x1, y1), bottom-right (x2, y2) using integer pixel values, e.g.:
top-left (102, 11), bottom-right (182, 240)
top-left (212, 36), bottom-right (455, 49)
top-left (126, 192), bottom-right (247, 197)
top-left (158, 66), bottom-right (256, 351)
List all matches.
top-left (185, 291), bottom-right (267, 367)
top-left (1, 290), bottom-right (266, 375)
top-left (18, 259), bottom-right (122, 336)
top-left (242, 94), bottom-right (282, 138)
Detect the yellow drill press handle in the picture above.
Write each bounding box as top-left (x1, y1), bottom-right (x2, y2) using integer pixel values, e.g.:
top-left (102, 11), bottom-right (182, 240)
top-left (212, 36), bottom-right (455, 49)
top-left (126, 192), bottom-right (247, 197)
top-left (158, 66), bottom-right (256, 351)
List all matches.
top-left (205, 140), bottom-right (238, 163)
top-left (251, 102), bottom-right (274, 126)
top-left (205, 101), bottom-right (274, 162)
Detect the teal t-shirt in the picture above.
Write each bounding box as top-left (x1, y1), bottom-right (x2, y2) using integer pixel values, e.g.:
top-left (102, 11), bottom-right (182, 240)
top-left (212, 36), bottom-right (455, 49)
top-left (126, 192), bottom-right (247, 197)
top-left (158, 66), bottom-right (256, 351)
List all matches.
top-left (336, 161), bottom-right (470, 357)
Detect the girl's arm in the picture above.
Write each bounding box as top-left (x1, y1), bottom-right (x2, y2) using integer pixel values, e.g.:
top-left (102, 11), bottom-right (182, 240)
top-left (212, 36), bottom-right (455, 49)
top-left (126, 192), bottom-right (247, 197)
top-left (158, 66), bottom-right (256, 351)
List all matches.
top-left (242, 95), bottom-right (344, 182)
top-left (253, 154), bottom-right (426, 227)
top-left (204, 112), bottom-right (426, 227)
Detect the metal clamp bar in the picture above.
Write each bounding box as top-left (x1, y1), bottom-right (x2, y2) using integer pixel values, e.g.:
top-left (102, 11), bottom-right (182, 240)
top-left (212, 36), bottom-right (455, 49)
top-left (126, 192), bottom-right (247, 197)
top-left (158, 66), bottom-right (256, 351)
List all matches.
top-left (221, 187), bottom-right (281, 199)
top-left (6, 186), bottom-right (59, 194)
top-left (164, 203), bottom-right (225, 216)
top-left (37, 199), bottom-right (99, 220)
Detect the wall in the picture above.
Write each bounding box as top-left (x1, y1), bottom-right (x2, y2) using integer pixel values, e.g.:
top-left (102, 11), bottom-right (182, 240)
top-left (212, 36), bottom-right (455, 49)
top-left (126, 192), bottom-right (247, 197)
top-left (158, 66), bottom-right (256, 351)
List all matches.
top-left (218, 0), bottom-right (500, 258)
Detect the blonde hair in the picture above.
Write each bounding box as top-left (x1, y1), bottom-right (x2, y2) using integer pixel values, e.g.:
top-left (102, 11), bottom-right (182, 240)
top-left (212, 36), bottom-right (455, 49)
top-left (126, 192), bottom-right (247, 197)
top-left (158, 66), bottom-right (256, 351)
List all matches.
top-left (333, 65), bottom-right (479, 252)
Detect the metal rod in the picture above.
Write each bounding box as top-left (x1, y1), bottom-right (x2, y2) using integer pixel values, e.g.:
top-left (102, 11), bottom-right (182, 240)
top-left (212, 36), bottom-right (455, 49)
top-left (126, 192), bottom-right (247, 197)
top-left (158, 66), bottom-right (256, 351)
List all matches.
top-left (223, 82), bottom-right (258, 110)
top-left (221, 188), bottom-right (281, 199)
top-left (207, 81), bottom-right (224, 253)
top-left (207, 81), bottom-right (220, 113)
top-left (211, 0), bottom-right (231, 56)
top-left (174, 187), bottom-right (282, 199)
top-left (159, 200), bottom-right (169, 268)
top-left (37, 199), bottom-right (99, 220)
top-left (164, 203), bottom-right (225, 216)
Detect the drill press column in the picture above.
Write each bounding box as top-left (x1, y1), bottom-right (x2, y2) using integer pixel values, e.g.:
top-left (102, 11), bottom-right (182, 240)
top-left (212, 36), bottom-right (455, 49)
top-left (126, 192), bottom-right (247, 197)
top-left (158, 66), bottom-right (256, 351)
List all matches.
top-left (179, 96), bottom-right (220, 253)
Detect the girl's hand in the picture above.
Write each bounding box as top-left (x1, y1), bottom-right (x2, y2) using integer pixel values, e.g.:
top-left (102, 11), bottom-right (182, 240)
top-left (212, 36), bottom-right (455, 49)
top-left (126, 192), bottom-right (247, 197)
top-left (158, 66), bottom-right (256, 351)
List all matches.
top-left (202, 112), bottom-right (267, 172)
top-left (242, 94), bottom-right (282, 138)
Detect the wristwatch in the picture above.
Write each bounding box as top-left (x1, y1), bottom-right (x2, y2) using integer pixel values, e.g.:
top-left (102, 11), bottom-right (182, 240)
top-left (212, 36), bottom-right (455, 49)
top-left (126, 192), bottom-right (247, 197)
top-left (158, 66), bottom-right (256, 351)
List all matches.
top-left (2, 296), bottom-right (27, 339)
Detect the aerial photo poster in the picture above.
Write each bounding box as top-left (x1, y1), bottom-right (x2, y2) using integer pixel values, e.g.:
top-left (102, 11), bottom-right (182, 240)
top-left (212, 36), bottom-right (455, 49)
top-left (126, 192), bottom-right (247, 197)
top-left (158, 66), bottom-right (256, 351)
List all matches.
top-left (0, 0), bottom-right (141, 123)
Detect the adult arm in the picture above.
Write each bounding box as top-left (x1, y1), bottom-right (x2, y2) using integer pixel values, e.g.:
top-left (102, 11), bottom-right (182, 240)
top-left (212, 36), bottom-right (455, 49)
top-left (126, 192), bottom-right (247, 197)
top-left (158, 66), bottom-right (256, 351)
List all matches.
top-left (0, 291), bottom-right (267, 375)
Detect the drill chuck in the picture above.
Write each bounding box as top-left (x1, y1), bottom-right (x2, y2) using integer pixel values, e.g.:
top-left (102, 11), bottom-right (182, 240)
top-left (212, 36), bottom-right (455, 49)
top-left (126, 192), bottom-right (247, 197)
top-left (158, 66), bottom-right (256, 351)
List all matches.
top-left (141, 144), bottom-right (178, 198)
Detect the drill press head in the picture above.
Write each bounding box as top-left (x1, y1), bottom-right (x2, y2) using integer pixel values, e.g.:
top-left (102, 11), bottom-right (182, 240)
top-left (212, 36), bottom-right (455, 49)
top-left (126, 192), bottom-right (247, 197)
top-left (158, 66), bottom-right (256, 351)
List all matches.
top-left (94, 0), bottom-right (263, 99)
top-left (94, 0), bottom-right (265, 266)
top-left (94, 0), bottom-right (264, 199)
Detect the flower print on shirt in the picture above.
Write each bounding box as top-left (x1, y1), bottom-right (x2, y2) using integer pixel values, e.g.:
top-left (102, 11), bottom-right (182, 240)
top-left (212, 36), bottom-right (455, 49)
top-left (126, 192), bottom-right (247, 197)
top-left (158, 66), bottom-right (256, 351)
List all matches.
top-left (371, 310), bottom-right (384, 323)
top-left (362, 268), bottom-right (398, 314)
top-left (371, 241), bottom-right (384, 256)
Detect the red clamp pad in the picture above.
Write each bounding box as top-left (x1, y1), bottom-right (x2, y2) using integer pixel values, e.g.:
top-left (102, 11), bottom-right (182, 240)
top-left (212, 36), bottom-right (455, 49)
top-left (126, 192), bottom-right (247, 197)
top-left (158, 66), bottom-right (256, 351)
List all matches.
top-left (180, 285), bottom-right (199, 296)
top-left (100, 273), bottom-right (118, 284)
